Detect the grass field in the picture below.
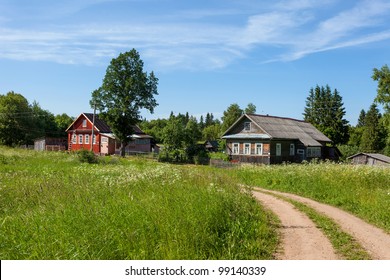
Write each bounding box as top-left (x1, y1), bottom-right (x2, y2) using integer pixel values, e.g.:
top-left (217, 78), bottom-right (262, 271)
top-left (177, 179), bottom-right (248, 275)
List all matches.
top-left (234, 162), bottom-right (390, 233)
top-left (0, 147), bottom-right (277, 260)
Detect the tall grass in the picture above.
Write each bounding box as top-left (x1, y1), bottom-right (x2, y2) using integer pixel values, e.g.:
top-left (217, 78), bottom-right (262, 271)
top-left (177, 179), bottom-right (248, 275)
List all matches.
top-left (0, 147), bottom-right (277, 260)
top-left (234, 162), bottom-right (390, 233)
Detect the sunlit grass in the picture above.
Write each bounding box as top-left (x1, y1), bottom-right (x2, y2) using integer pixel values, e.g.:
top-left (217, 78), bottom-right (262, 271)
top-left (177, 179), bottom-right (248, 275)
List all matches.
top-left (0, 146), bottom-right (278, 260)
top-left (234, 162), bottom-right (390, 233)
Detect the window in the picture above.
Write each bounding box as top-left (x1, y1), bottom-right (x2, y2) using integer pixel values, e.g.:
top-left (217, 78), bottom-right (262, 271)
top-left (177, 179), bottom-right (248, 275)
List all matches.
top-left (290, 143), bottom-right (295, 156)
top-left (232, 143), bottom-right (239, 155)
top-left (255, 143), bottom-right (263, 155)
top-left (85, 134), bottom-right (89, 144)
top-left (78, 134), bottom-right (83, 144)
top-left (244, 143), bottom-right (251, 155)
top-left (101, 137), bottom-right (108, 143)
top-left (93, 135), bottom-right (96, 144)
top-left (276, 143), bottom-right (281, 156)
top-left (307, 147), bottom-right (321, 157)
top-left (244, 122), bottom-right (251, 131)
top-left (82, 119), bottom-right (87, 128)
top-left (72, 134), bottom-right (77, 144)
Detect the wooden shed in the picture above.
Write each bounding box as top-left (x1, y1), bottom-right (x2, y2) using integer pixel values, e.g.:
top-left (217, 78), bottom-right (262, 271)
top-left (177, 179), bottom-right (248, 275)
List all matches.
top-left (34, 137), bottom-right (67, 151)
top-left (347, 153), bottom-right (390, 167)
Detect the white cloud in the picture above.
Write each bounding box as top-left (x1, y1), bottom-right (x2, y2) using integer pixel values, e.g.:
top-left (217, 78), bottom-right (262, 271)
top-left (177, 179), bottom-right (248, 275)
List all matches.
top-left (0, 0), bottom-right (390, 69)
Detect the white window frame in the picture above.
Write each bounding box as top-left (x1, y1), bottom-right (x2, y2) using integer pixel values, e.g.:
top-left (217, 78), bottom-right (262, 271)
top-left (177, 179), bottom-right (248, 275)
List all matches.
top-left (244, 143), bottom-right (251, 155)
top-left (85, 134), bottom-right (90, 144)
top-left (232, 143), bottom-right (239, 155)
top-left (79, 134), bottom-right (83, 144)
top-left (255, 143), bottom-right (263, 155)
top-left (82, 119), bottom-right (87, 128)
top-left (307, 147), bottom-right (321, 158)
top-left (276, 143), bottom-right (282, 156)
top-left (101, 137), bottom-right (108, 144)
top-left (72, 134), bottom-right (77, 144)
top-left (290, 143), bottom-right (295, 156)
top-left (244, 122), bottom-right (251, 131)
top-left (93, 134), bottom-right (96, 144)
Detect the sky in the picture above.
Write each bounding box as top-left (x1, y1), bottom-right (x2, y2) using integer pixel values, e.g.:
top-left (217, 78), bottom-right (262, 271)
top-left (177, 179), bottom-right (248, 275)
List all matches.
top-left (1, 0), bottom-right (390, 125)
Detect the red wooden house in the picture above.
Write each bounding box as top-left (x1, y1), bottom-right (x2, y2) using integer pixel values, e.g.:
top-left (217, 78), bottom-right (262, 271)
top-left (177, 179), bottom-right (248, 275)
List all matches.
top-left (66, 113), bottom-right (154, 155)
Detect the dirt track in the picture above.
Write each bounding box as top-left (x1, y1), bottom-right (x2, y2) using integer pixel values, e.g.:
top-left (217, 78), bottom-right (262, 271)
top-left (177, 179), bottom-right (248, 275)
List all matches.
top-left (252, 188), bottom-right (390, 260)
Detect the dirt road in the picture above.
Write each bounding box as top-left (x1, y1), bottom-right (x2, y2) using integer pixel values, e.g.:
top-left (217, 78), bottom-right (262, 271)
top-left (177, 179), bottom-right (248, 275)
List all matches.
top-left (252, 187), bottom-right (390, 260)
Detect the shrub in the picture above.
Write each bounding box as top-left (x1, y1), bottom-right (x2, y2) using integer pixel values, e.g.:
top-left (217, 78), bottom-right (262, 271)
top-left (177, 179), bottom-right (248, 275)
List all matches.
top-left (77, 149), bottom-right (98, 164)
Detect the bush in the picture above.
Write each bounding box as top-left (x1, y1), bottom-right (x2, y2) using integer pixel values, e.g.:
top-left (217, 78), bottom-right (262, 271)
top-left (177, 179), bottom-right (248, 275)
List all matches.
top-left (77, 149), bottom-right (98, 164)
top-left (209, 152), bottom-right (230, 161)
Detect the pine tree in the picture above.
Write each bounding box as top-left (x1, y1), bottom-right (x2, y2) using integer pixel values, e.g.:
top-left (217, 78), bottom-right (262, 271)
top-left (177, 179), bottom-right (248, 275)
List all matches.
top-left (360, 103), bottom-right (385, 152)
top-left (303, 85), bottom-right (349, 145)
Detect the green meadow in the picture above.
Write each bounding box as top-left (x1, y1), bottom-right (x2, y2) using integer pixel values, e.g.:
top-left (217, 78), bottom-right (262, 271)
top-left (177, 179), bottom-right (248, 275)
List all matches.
top-left (0, 147), bottom-right (277, 260)
top-left (2, 147), bottom-right (390, 260)
top-left (234, 162), bottom-right (390, 233)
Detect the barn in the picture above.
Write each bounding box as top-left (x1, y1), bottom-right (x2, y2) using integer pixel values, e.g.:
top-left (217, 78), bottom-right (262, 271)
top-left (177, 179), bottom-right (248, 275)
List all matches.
top-left (347, 153), bottom-right (390, 167)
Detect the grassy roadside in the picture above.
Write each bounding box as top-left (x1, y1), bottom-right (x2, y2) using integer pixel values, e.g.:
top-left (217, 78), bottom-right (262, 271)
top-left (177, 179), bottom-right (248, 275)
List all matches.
top-left (0, 147), bottom-right (278, 260)
top-left (233, 162), bottom-right (390, 233)
top-left (256, 190), bottom-right (371, 260)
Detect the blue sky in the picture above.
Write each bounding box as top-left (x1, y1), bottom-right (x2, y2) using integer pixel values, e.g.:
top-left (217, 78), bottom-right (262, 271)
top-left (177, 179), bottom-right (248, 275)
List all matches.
top-left (1, 0), bottom-right (390, 125)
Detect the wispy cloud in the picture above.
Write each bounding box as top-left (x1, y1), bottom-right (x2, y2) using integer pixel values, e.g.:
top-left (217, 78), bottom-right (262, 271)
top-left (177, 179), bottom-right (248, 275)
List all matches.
top-left (0, 0), bottom-right (390, 69)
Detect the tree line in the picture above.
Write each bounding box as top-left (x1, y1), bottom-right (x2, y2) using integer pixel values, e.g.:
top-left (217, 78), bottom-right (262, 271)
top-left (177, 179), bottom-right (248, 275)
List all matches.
top-left (303, 64), bottom-right (390, 159)
top-left (0, 91), bottom-right (73, 146)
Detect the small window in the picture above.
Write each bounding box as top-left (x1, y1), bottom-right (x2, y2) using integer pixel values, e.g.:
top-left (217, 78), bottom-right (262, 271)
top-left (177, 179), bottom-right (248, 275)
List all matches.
top-left (255, 143), bottom-right (263, 155)
top-left (276, 143), bottom-right (281, 156)
top-left (82, 119), bottom-right (87, 128)
top-left (101, 137), bottom-right (108, 143)
top-left (85, 134), bottom-right (90, 144)
top-left (79, 134), bottom-right (83, 144)
top-left (290, 143), bottom-right (295, 156)
top-left (232, 143), bottom-right (239, 155)
top-left (244, 122), bottom-right (251, 131)
top-left (93, 135), bottom-right (96, 144)
top-left (244, 143), bottom-right (251, 155)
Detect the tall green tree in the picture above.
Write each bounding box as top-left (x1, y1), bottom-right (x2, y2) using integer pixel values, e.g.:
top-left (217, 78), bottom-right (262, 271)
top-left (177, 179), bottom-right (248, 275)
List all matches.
top-left (372, 65), bottom-right (390, 153)
top-left (0, 91), bottom-right (32, 146)
top-left (244, 103), bottom-right (256, 114)
top-left (360, 103), bottom-right (386, 152)
top-left (55, 113), bottom-right (74, 137)
top-left (221, 103), bottom-right (243, 133)
top-left (303, 85), bottom-right (349, 145)
top-left (372, 65), bottom-right (390, 112)
top-left (91, 49), bottom-right (159, 156)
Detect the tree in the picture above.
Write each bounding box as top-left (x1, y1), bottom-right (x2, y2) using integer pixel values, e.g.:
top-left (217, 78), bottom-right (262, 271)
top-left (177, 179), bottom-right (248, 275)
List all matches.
top-left (372, 65), bottom-right (390, 153)
top-left (372, 65), bottom-right (390, 112)
top-left (357, 110), bottom-right (366, 127)
top-left (221, 103), bottom-right (243, 132)
top-left (91, 49), bottom-right (158, 156)
top-left (0, 91), bottom-right (32, 146)
top-left (55, 113), bottom-right (74, 137)
top-left (303, 85), bottom-right (349, 145)
top-left (202, 123), bottom-right (221, 141)
top-left (244, 103), bottom-right (256, 114)
top-left (360, 103), bottom-right (386, 152)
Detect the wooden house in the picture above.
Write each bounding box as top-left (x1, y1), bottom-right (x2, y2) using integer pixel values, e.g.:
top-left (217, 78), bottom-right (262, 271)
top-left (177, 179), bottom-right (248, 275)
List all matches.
top-left (347, 153), bottom-right (390, 167)
top-left (222, 114), bottom-right (337, 164)
top-left (66, 113), bottom-right (154, 155)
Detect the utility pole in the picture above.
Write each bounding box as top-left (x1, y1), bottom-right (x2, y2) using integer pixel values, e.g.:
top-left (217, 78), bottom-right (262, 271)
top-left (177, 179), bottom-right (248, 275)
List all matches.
top-left (91, 103), bottom-right (96, 152)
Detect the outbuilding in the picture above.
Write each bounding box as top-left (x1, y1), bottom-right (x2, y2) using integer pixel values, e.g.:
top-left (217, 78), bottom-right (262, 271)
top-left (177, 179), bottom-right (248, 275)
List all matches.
top-left (347, 153), bottom-right (390, 167)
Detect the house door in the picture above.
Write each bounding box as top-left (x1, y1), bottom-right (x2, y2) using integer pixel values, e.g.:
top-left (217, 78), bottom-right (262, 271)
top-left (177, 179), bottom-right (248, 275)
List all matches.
top-left (101, 137), bottom-right (109, 154)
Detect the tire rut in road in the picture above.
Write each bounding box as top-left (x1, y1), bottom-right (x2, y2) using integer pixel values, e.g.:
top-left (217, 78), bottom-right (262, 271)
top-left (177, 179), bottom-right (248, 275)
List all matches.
top-left (252, 191), bottom-right (339, 260)
top-left (255, 187), bottom-right (390, 260)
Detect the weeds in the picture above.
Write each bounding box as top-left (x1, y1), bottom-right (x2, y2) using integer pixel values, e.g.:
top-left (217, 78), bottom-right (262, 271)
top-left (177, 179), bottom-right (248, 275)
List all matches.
top-left (0, 146), bottom-right (277, 260)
